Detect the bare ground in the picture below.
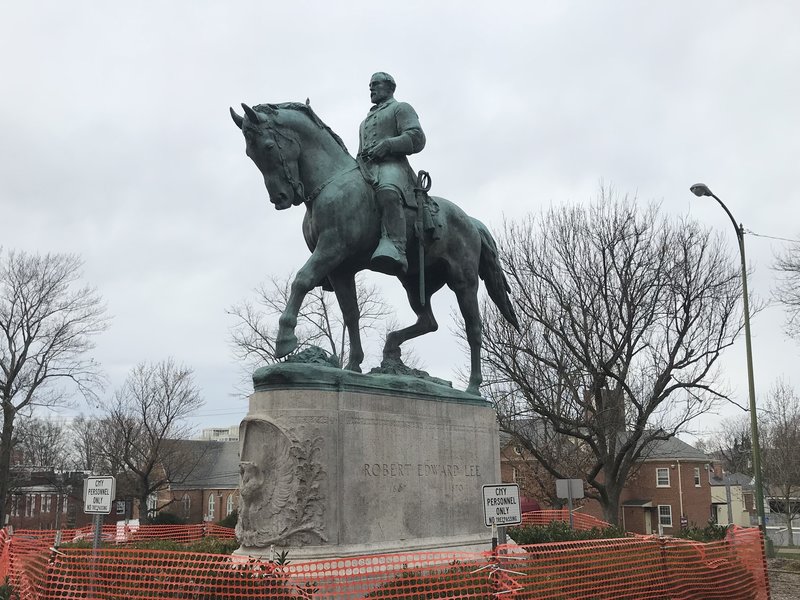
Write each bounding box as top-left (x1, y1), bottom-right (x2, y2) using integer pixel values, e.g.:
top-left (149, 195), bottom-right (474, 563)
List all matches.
top-left (767, 558), bottom-right (800, 600)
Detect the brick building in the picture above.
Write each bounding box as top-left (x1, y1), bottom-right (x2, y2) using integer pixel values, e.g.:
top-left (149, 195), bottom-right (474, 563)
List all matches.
top-left (500, 432), bottom-right (718, 534)
top-left (5, 439), bottom-right (241, 529)
top-left (4, 470), bottom-right (119, 530)
top-left (709, 471), bottom-right (754, 527)
top-left (499, 434), bottom-right (556, 505)
top-left (612, 437), bottom-right (713, 534)
top-left (153, 440), bottom-right (240, 524)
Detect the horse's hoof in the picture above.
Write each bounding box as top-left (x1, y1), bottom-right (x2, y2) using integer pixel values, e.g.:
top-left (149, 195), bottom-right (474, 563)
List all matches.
top-left (275, 335), bottom-right (298, 358)
top-left (465, 383), bottom-right (482, 396)
top-left (382, 347), bottom-right (401, 363)
top-left (345, 362), bottom-right (362, 373)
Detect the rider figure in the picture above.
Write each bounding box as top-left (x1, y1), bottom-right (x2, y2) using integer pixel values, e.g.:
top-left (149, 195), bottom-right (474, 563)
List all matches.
top-left (358, 72), bottom-right (426, 275)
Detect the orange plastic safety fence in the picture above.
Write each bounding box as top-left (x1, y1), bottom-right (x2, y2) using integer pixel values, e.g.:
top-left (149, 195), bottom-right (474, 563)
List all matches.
top-left (520, 509), bottom-right (614, 530)
top-left (499, 529), bottom-right (769, 600)
top-left (0, 525), bottom-right (769, 599)
top-left (0, 529), bottom-right (10, 581)
top-left (9, 523), bottom-right (236, 549)
top-left (726, 526), bottom-right (771, 599)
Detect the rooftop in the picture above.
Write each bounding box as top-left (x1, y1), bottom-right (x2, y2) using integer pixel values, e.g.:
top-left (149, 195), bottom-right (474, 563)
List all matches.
top-left (169, 440), bottom-right (240, 490)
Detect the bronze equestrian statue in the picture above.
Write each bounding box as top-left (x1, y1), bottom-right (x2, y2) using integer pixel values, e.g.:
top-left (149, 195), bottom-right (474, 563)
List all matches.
top-left (230, 75), bottom-right (518, 395)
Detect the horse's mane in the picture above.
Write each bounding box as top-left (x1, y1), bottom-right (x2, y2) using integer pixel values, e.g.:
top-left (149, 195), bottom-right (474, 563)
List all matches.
top-left (254, 102), bottom-right (350, 155)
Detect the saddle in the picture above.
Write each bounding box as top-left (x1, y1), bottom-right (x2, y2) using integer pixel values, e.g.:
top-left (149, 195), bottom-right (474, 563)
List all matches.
top-left (355, 158), bottom-right (443, 243)
top-left (318, 169), bottom-right (442, 292)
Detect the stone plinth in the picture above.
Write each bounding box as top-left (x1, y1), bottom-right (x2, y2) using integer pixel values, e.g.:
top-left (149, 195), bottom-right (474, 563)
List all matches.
top-left (235, 363), bottom-right (500, 559)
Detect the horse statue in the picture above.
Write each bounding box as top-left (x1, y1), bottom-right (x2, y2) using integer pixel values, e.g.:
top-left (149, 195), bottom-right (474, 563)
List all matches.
top-left (230, 101), bottom-right (518, 395)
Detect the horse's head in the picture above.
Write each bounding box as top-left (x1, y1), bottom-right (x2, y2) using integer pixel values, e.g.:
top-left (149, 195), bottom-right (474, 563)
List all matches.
top-left (230, 103), bottom-right (304, 210)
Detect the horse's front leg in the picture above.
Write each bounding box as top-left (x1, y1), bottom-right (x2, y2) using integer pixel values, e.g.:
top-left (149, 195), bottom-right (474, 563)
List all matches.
top-left (328, 271), bottom-right (363, 372)
top-left (275, 248), bottom-right (342, 359)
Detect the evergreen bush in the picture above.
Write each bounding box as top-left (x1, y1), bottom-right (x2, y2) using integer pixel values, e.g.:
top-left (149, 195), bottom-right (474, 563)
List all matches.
top-left (508, 520), bottom-right (627, 545)
top-left (0, 576), bottom-right (18, 600)
top-left (217, 509), bottom-right (238, 529)
top-left (674, 522), bottom-right (728, 542)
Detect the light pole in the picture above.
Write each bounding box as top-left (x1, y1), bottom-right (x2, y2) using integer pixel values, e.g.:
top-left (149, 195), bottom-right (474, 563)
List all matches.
top-left (689, 183), bottom-right (767, 537)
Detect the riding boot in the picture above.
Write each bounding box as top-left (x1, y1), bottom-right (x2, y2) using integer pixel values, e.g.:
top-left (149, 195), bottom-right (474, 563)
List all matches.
top-left (371, 189), bottom-right (408, 275)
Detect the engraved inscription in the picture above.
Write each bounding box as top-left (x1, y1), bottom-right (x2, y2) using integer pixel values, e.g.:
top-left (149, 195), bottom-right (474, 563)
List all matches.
top-left (363, 463), bottom-right (480, 477)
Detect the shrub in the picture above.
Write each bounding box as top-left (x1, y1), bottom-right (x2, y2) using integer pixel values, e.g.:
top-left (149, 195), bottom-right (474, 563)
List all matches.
top-left (217, 509), bottom-right (238, 529)
top-left (149, 511), bottom-right (187, 525)
top-left (365, 562), bottom-right (490, 598)
top-left (0, 576), bottom-right (18, 600)
top-left (59, 536), bottom-right (240, 555)
top-left (674, 522), bottom-right (728, 542)
top-left (508, 520), bottom-right (628, 545)
top-left (126, 539), bottom-right (186, 552)
top-left (187, 536), bottom-right (240, 555)
top-left (58, 539), bottom-right (94, 550)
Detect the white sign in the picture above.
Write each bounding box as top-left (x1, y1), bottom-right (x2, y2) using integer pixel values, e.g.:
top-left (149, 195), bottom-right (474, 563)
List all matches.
top-left (556, 479), bottom-right (584, 499)
top-left (83, 476), bottom-right (116, 514)
top-left (482, 483), bottom-right (522, 527)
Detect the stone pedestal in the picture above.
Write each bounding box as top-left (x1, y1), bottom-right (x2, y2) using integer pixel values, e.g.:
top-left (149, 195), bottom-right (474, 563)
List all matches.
top-left (235, 363), bottom-right (500, 559)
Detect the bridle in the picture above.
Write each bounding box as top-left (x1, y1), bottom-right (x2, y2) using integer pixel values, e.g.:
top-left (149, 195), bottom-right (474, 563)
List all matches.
top-left (251, 113), bottom-right (359, 205)
top-left (253, 117), bottom-right (307, 206)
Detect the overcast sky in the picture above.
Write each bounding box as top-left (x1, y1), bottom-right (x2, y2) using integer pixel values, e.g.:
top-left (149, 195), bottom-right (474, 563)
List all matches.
top-left (2, 1), bottom-right (799, 441)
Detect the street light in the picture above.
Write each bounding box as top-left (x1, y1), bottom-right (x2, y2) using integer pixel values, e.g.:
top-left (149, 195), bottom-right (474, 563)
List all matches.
top-left (689, 182), bottom-right (767, 536)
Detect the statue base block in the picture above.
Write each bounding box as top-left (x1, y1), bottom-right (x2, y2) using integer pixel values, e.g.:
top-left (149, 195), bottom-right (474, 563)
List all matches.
top-left (235, 363), bottom-right (500, 560)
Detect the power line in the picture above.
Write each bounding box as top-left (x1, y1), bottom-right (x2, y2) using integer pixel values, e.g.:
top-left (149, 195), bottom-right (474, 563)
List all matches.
top-left (746, 230), bottom-right (800, 244)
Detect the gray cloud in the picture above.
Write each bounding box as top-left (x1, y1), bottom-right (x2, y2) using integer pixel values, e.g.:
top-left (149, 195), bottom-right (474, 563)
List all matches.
top-left (2, 1), bottom-right (799, 437)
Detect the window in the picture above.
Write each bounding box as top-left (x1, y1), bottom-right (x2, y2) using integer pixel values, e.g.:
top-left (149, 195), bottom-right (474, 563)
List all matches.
top-left (658, 505), bottom-right (673, 527)
top-left (43, 494), bottom-right (52, 513)
top-left (147, 493), bottom-right (158, 517)
top-left (116, 500), bottom-right (126, 515)
top-left (62, 495), bottom-right (69, 514)
top-left (694, 467), bottom-right (701, 487)
top-left (656, 468), bottom-right (670, 487)
top-left (207, 493), bottom-right (215, 520)
top-left (183, 495), bottom-right (191, 519)
top-left (513, 446), bottom-right (522, 456)
top-left (26, 494), bottom-right (35, 517)
top-left (11, 495), bottom-right (19, 517)
top-left (226, 494), bottom-right (234, 516)
top-left (511, 467), bottom-right (518, 482)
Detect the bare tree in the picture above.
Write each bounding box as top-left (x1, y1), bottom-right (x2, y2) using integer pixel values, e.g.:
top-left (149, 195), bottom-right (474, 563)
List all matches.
top-left (705, 415), bottom-right (753, 476)
top-left (228, 273), bottom-right (390, 371)
top-left (774, 244), bottom-right (800, 338)
top-left (0, 250), bottom-right (108, 524)
top-left (99, 359), bottom-right (205, 523)
top-left (14, 417), bottom-right (70, 469)
top-left (70, 414), bottom-right (131, 475)
top-left (1, 416), bottom-right (71, 513)
top-left (498, 413), bottom-right (596, 507)
top-left (761, 378), bottom-right (800, 546)
top-left (480, 192), bottom-right (744, 524)
top-left (70, 414), bottom-right (102, 473)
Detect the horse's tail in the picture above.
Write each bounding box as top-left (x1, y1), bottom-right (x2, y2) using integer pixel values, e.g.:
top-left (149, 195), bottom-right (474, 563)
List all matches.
top-left (472, 218), bottom-right (520, 331)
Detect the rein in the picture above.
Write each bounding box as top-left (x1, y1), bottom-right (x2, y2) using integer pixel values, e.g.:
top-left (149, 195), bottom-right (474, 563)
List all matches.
top-left (258, 114), bottom-right (358, 205)
top-left (258, 119), bottom-right (307, 205)
top-left (305, 163), bottom-right (359, 203)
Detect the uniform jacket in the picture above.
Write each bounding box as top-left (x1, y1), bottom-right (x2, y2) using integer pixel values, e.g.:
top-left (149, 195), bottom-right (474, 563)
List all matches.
top-left (358, 98), bottom-right (426, 206)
